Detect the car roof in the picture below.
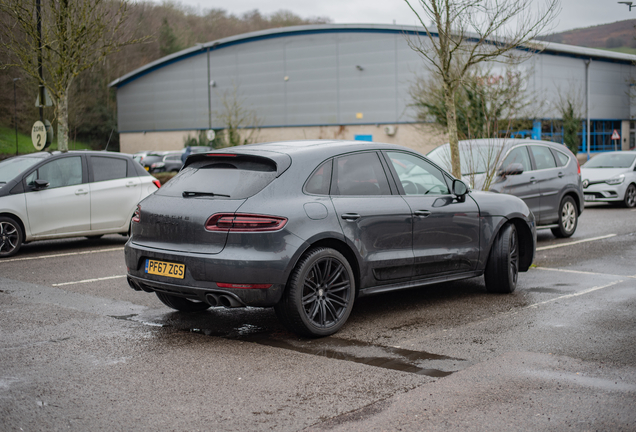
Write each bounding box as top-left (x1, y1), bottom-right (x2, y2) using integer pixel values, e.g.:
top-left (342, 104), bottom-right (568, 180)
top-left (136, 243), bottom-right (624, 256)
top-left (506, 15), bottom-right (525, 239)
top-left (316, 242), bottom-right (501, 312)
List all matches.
top-left (208, 140), bottom-right (419, 159)
top-left (13, 150), bottom-right (132, 160)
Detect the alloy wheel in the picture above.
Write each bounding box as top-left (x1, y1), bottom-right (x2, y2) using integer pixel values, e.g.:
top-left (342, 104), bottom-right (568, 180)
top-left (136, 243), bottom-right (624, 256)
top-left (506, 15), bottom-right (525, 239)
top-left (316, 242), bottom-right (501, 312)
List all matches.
top-left (302, 257), bottom-right (352, 329)
top-left (561, 201), bottom-right (576, 233)
top-left (0, 221), bottom-right (19, 256)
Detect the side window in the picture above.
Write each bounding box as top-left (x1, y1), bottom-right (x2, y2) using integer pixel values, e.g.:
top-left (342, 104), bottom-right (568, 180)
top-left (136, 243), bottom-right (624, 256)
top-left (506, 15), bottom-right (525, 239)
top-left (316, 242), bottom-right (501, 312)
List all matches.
top-left (35, 157), bottom-right (83, 188)
top-left (553, 149), bottom-right (570, 167)
top-left (501, 146), bottom-right (532, 172)
top-left (386, 151), bottom-right (450, 195)
top-left (91, 156), bottom-right (127, 182)
top-left (333, 152), bottom-right (391, 196)
top-left (304, 160), bottom-right (332, 195)
top-left (529, 145), bottom-right (557, 170)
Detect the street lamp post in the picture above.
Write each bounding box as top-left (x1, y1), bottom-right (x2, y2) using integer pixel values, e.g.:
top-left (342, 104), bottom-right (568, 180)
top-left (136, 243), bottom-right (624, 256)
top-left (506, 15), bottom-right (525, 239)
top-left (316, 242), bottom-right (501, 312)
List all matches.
top-left (13, 78), bottom-right (20, 156)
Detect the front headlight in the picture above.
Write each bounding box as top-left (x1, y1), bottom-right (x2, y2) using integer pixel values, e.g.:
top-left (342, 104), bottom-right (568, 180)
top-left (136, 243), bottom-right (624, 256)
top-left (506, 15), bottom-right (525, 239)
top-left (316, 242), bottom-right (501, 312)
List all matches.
top-left (606, 174), bottom-right (625, 185)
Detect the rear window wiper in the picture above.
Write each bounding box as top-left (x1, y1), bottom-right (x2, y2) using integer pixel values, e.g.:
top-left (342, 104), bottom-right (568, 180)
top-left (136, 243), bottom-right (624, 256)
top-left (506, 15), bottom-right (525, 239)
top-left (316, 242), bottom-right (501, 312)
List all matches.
top-left (182, 191), bottom-right (231, 198)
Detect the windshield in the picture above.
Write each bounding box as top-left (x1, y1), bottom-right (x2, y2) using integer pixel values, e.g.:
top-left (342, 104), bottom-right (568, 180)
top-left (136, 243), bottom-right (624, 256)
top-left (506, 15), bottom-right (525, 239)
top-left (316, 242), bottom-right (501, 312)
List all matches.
top-left (0, 156), bottom-right (45, 185)
top-left (583, 153), bottom-right (636, 168)
top-left (427, 143), bottom-right (504, 176)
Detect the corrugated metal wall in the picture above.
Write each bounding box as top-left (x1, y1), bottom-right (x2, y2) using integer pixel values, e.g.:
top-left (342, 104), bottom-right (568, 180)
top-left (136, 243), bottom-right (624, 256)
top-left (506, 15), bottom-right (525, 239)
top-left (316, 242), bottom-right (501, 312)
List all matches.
top-left (115, 28), bottom-right (633, 133)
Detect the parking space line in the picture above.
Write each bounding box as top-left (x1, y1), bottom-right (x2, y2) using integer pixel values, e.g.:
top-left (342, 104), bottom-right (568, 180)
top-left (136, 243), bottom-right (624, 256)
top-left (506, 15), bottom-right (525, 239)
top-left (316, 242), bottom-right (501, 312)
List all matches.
top-left (52, 275), bottom-right (127, 287)
top-left (525, 280), bottom-right (623, 309)
top-left (0, 247), bottom-right (124, 263)
top-left (536, 234), bottom-right (616, 251)
top-left (534, 267), bottom-right (636, 279)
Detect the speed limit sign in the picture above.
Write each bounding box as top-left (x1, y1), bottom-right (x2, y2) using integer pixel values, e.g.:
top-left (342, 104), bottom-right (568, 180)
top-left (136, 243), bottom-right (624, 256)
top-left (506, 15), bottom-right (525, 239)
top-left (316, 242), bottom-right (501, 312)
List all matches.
top-left (31, 120), bottom-right (47, 151)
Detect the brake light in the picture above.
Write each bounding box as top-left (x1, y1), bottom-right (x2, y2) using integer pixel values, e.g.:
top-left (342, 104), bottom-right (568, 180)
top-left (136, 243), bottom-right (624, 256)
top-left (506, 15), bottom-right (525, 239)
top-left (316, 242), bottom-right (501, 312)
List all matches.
top-left (132, 205), bottom-right (141, 223)
top-left (205, 213), bottom-right (287, 232)
top-left (205, 153), bottom-right (237, 157)
top-left (152, 179), bottom-right (161, 189)
top-left (217, 282), bottom-right (272, 289)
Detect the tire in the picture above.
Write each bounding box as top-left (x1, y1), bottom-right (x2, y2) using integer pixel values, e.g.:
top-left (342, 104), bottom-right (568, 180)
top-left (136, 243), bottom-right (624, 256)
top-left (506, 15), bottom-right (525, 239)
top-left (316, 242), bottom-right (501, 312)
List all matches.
top-left (624, 184), bottom-right (636, 208)
top-left (0, 217), bottom-right (23, 258)
top-left (155, 292), bottom-right (210, 312)
top-left (484, 223), bottom-right (518, 294)
top-left (275, 247), bottom-right (355, 337)
top-left (550, 196), bottom-right (578, 238)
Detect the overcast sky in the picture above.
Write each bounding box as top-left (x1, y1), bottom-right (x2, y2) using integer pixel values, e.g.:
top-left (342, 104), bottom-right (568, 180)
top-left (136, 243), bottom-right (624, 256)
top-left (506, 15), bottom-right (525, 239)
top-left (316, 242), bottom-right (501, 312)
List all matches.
top-left (146, 0), bottom-right (632, 34)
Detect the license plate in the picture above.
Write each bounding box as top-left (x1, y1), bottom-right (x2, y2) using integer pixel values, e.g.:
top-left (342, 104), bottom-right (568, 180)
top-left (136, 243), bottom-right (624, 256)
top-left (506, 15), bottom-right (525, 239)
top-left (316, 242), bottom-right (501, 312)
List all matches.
top-left (584, 194), bottom-right (595, 201)
top-left (145, 259), bottom-right (185, 279)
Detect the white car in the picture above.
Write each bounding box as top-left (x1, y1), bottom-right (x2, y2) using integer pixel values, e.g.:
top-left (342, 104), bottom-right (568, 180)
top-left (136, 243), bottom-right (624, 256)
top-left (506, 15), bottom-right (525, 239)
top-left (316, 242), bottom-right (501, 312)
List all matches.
top-left (581, 151), bottom-right (636, 208)
top-left (0, 151), bottom-right (160, 257)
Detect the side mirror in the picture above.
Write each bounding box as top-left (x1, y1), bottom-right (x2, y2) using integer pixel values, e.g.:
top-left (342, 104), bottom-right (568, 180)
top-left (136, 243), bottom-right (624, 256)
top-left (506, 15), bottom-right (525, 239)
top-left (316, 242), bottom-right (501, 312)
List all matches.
top-left (498, 163), bottom-right (524, 177)
top-left (452, 179), bottom-right (468, 198)
top-left (32, 179), bottom-right (49, 190)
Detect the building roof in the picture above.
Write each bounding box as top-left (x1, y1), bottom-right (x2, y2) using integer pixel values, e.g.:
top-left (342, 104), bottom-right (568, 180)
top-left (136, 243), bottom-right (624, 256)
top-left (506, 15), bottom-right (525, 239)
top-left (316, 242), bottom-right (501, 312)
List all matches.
top-left (109, 23), bottom-right (636, 89)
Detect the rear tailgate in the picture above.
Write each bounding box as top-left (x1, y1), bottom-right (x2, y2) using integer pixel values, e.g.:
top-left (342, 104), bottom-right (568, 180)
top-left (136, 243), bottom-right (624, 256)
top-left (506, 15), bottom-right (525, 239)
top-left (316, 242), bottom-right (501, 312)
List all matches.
top-left (132, 196), bottom-right (245, 254)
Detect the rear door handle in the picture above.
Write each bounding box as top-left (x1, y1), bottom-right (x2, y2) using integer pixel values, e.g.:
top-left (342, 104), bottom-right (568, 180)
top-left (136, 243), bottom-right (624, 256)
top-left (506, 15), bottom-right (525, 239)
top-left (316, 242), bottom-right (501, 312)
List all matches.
top-left (341, 213), bottom-right (361, 221)
top-left (557, 172), bottom-right (564, 178)
top-left (414, 210), bottom-right (431, 218)
top-left (126, 181), bottom-right (137, 187)
top-left (529, 177), bottom-right (537, 183)
top-left (75, 189), bottom-right (88, 196)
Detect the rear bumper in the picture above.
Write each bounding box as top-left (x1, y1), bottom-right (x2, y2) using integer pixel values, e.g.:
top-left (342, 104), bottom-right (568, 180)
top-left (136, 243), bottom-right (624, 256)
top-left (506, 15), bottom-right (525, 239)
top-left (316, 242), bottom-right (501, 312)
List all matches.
top-left (126, 273), bottom-right (284, 307)
top-left (124, 236), bottom-right (306, 307)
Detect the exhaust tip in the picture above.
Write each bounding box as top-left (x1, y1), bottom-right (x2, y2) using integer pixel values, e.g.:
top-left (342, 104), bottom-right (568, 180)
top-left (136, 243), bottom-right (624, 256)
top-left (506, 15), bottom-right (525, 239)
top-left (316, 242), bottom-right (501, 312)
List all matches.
top-left (205, 293), bottom-right (220, 307)
top-left (127, 277), bottom-right (141, 291)
top-left (219, 295), bottom-right (244, 308)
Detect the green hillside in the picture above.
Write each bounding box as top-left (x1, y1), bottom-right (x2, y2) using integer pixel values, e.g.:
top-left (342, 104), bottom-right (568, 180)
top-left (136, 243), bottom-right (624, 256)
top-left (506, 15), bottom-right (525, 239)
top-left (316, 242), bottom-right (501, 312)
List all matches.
top-left (0, 125), bottom-right (92, 158)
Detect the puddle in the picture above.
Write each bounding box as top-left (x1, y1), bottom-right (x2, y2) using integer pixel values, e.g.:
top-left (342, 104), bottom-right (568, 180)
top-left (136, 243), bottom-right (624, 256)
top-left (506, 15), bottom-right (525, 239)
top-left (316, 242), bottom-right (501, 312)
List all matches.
top-left (238, 334), bottom-right (460, 378)
top-left (527, 287), bottom-right (568, 294)
top-left (111, 312), bottom-right (462, 378)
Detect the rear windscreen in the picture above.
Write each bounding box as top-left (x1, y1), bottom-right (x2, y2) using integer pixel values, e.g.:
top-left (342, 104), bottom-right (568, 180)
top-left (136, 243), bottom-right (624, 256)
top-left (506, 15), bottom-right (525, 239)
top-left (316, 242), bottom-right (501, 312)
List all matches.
top-left (156, 155), bottom-right (277, 199)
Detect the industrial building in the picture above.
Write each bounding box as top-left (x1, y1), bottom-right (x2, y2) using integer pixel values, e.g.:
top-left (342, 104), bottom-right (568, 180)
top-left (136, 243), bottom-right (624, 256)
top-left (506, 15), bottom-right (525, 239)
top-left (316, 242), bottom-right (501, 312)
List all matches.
top-left (109, 24), bottom-right (636, 156)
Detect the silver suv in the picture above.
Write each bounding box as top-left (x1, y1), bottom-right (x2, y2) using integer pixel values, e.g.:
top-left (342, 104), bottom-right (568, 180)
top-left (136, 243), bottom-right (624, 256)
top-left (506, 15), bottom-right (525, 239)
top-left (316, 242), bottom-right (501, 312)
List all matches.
top-left (428, 139), bottom-right (584, 237)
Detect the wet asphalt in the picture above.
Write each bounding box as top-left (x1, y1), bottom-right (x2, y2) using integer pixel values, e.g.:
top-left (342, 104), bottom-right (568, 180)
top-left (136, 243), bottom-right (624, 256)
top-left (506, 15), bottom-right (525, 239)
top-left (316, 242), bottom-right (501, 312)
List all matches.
top-left (1, 203), bottom-right (635, 431)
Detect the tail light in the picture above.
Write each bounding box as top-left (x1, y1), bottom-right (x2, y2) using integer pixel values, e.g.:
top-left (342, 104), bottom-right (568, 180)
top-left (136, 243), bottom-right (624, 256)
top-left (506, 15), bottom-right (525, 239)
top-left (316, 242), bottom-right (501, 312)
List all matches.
top-left (205, 213), bottom-right (287, 232)
top-left (132, 205), bottom-right (141, 223)
top-left (576, 158), bottom-right (581, 175)
top-left (152, 179), bottom-right (161, 189)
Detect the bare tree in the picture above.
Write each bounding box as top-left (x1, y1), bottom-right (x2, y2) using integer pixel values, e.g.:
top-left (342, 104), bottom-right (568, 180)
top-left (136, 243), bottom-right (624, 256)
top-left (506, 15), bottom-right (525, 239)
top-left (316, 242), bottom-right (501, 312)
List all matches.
top-left (404, 0), bottom-right (559, 178)
top-left (555, 85), bottom-right (584, 155)
top-left (0, 0), bottom-right (147, 151)
top-left (213, 85), bottom-right (261, 147)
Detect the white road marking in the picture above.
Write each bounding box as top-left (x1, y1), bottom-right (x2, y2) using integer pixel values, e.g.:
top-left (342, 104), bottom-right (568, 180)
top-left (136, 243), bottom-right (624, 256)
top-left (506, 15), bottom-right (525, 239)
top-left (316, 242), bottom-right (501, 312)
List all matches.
top-left (534, 267), bottom-right (636, 279)
top-left (52, 275), bottom-right (127, 287)
top-left (536, 234), bottom-right (616, 251)
top-left (525, 280), bottom-right (623, 309)
top-left (1, 247), bottom-right (124, 263)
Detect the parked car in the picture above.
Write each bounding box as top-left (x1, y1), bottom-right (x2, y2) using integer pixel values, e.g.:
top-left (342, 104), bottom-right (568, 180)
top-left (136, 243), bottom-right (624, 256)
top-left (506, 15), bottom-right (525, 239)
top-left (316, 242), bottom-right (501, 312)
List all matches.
top-left (125, 140), bottom-right (536, 337)
top-left (140, 152), bottom-right (170, 172)
top-left (580, 151), bottom-right (636, 208)
top-left (132, 151), bottom-right (152, 165)
top-left (147, 152), bottom-right (183, 173)
top-left (428, 139), bottom-right (584, 238)
top-left (0, 151), bottom-right (160, 257)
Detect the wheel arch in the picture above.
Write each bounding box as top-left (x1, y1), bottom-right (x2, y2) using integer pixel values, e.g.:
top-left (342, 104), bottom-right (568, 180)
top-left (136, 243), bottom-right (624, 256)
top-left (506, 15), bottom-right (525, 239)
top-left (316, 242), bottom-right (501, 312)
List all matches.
top-left (563, 189), bottom-right (582, 215)
top-left (508, 217), bottom-right (535, 272)
top-left (290, 237), bottom-right (361, 295)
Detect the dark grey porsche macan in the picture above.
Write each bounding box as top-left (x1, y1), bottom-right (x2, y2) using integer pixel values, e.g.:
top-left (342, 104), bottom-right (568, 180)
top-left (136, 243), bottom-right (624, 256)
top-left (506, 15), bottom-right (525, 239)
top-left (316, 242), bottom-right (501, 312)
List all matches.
top-left (125, 140), bottom-right (536, 337)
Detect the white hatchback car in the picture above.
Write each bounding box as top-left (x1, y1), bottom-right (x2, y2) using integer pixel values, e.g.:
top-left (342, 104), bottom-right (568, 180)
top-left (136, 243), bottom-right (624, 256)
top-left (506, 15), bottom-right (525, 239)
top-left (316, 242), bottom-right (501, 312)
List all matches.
top-left (0, 151), bottom-right (160, 257)
top-left (581, 151), bottom-right (636, 208)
